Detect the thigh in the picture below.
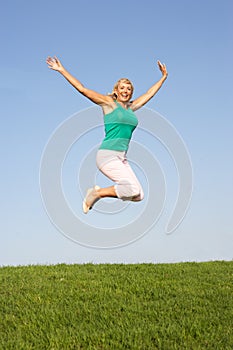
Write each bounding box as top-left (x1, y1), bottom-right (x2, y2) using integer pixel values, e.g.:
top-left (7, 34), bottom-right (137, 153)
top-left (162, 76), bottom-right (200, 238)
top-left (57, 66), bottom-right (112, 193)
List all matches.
top-left (96, 150), bottom-right (127, 183)
top-left (96, 150), bottom-right (140, 185)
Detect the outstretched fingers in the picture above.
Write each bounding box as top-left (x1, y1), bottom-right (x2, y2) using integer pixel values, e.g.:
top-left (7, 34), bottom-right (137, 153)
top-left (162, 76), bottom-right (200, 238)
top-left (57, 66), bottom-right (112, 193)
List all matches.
top-left (157, 60), bottom-right (165, 69)
top-left (157, 60), bottom-right (168, 77)
top-left (46, 56), bottom-right (61, 70)
top-left (46, 56), bottom-right (54, 68)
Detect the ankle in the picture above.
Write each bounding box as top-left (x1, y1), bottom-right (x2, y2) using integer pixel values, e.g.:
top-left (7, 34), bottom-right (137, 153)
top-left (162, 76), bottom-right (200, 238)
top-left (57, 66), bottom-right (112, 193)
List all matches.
top-left (96, 188), bottom-right (102, 198)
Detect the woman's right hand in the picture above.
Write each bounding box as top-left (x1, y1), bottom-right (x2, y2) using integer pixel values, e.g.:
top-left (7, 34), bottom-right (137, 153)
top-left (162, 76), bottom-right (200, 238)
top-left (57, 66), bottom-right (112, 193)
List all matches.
top-left (45, 56), bottom-right (112, 108)
top-left (157, 60), bottom-right (168, 78)
top-left (46, 56), bottom-right (63, 72)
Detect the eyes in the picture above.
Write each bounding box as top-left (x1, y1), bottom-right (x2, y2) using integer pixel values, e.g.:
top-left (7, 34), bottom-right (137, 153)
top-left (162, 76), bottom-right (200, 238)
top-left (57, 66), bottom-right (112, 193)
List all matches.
top-left (118, 84), bottom-right (132, 92)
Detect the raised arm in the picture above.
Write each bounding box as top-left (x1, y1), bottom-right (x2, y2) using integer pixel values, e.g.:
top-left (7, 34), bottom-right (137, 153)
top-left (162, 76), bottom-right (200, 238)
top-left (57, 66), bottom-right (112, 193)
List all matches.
top-left (46, 56), bottom-right (112, 106)
top-left (130, 61), bottom-right (168, 111)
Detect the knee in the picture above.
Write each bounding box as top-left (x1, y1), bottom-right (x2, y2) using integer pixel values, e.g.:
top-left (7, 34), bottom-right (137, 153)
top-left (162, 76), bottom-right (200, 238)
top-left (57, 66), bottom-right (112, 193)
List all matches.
top-left (130, 186), bottom-right (144, 202)
top-left (117, 179), bottom-right (144, 201)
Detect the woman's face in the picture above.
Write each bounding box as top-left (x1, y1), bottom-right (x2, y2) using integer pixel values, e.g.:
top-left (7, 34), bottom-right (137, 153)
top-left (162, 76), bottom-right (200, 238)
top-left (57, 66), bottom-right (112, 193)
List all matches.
top-left (115, 82), bottom-right (133, 102)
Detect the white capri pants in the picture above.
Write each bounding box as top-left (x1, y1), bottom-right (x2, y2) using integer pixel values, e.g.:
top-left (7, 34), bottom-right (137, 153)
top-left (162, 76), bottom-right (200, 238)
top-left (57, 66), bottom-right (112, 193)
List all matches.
top-left (96, 149), bottom-right (144, 201)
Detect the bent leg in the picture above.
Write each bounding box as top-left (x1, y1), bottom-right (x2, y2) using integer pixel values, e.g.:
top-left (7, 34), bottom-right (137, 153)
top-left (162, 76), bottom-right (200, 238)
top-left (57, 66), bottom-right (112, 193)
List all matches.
top-left (96, 150), bottom-right (144, 202)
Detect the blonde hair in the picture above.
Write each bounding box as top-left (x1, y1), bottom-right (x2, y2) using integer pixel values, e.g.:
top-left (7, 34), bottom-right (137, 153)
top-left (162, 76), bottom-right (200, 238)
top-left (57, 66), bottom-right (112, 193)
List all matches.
top-left (108, 78), bottom-right (134, 100)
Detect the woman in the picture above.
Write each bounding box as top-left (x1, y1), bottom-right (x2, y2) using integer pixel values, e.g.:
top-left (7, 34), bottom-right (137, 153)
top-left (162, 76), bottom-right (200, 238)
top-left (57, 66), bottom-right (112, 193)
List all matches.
top-left (46, 56), bottom-right (168, 213)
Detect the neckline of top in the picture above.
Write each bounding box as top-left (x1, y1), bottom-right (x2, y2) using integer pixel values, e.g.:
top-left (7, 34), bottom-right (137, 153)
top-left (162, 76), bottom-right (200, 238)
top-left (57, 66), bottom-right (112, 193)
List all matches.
top-left (115, 101), bottom-right (131, 110)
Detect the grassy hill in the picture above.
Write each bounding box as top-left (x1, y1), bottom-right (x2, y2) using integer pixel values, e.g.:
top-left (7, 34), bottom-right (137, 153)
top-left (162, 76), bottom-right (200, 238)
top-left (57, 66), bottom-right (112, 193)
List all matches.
top-left (0, 261), bottom-right (232, 349)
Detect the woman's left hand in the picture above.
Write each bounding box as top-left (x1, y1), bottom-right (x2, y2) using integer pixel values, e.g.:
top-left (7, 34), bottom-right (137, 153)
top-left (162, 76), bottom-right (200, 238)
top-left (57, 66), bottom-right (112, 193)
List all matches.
top-left (157, 60), bottom-right (168, 77)
top-left (46, 56), bottom-right (64, 72)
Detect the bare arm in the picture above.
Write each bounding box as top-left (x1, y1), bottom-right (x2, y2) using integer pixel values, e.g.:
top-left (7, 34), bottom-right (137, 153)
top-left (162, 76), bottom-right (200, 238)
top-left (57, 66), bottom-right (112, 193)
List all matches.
top-left (130, 61), bottom-right (168, 111)
top-left (46, 56), bottom-right (112, 106)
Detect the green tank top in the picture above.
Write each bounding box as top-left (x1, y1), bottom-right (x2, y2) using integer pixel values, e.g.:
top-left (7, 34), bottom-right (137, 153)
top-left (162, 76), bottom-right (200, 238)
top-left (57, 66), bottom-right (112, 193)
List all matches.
top-left (99, 102), bottom-right (138, 151)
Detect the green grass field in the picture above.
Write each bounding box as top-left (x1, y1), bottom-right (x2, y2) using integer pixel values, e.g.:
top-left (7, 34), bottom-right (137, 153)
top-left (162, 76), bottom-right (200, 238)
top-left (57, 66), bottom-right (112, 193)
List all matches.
top-left (0, 261), bottom-right (232, 349)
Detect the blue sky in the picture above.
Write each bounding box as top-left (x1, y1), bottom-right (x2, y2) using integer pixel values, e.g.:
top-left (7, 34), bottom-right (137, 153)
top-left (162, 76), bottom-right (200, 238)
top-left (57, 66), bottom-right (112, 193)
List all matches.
top-left (1, 0), bottom-right (232, 265)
